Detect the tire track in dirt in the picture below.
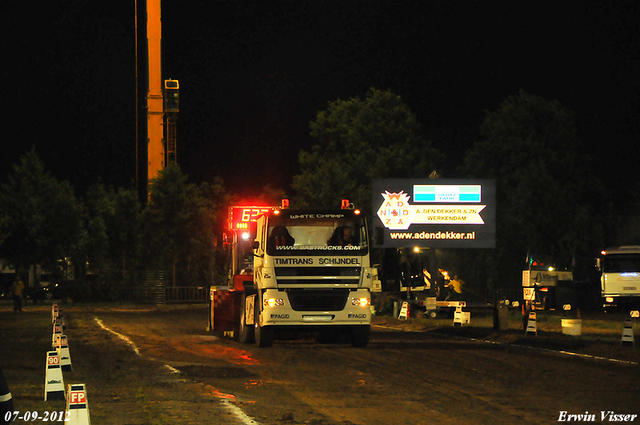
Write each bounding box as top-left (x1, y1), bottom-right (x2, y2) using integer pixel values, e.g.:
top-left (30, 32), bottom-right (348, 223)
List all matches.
top-left (92, 314), bottom-right (261, 425)
top-left (306, 336), bottom-right (540, 424)
top-left (309, 330), bottom-right (639, 424)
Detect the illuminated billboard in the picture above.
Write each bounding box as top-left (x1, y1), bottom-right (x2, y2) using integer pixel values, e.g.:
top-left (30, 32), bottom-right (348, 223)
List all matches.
top-left (371, 179), bottom-right (496, 248)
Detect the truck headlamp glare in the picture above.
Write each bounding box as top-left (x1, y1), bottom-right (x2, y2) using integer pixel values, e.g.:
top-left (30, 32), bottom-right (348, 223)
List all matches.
top-left (264, 298), bottom-right (285, 307)
top-left (352, 297), bottom-right (370, 307)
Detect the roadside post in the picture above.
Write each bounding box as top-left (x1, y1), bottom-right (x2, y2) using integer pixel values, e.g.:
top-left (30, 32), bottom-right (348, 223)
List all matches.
top-left (398, 301), bottom-right (409, 320)
top-left (56, 335), bottom-right (73, 372)
top-left (621, 317), bottom-right (635, 347)
top-left (44, 351), bottom-right (65, 401)
top-left (66, 384), bottom-right (91, 425)
top-left (526, 311), bottom-right (537, 336)
top-left (52, 303), bottom-right (59, 324)
top-left (52, 323), bottom-right (63, 350)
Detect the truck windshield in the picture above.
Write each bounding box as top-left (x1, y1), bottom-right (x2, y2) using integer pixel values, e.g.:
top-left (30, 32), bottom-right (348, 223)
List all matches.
top-left (603, 254), bottom-right (640, 273)
top-left (267, 214), bottom-right (367, 255)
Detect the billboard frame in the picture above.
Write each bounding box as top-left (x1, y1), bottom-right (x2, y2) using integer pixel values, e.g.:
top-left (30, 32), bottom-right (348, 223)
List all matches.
top-left (371, 179), bottom-right (496, 249)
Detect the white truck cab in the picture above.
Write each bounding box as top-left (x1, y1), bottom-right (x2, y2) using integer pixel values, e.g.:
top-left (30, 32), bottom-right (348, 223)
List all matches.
top-left (598, 246), bottom-right (640, 311)
top-left (241, 205), bottom-right (374, 347)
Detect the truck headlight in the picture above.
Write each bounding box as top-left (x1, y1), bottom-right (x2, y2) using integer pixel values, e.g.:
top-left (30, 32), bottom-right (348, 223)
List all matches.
top-left (605, 297), bottom-right (614, 304)
top-left (351, 297), bottom-right (370, 307)
top-left (264, 298), bottom-right (285, 307)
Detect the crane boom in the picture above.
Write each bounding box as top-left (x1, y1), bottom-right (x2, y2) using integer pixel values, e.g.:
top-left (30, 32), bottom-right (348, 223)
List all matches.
top-left (146, 0), bottom-right (164, 184)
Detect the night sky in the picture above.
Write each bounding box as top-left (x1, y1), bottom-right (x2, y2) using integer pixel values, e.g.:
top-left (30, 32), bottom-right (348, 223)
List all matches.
top-left (3, 1), bottom-right (639, 202)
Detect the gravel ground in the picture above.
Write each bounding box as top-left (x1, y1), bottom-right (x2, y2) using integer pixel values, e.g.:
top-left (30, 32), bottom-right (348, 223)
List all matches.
top-left (1, 302), bottom-right (638, 425)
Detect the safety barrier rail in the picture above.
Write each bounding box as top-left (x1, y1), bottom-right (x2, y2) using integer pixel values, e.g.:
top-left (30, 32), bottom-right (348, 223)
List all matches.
top-left (163, 286), bottom-right (209, 304)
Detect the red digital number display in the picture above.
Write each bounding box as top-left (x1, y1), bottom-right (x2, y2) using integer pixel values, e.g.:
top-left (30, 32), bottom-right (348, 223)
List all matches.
top-left (228, 206), bottom-right (274, 231)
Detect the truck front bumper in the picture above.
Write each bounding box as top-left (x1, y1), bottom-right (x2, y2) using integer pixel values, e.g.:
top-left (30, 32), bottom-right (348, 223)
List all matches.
top-left (259, 288), bottom-right (372, 327)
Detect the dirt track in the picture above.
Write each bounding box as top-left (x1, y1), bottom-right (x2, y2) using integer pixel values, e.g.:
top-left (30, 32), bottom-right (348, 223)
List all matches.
top-left (1, 304), bottom-right (638, 424)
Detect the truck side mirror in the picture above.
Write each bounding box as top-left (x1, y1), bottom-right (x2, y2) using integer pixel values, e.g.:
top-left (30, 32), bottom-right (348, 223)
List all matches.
top-left (251, 240), bottom-right (264, 258)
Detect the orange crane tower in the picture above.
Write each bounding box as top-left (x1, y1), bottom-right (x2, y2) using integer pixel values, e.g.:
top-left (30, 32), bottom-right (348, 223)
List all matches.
top-left (146, 0), bottom-right (164, 185)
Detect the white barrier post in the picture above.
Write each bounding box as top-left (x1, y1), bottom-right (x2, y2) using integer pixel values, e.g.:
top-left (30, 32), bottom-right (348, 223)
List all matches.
top-left (56, 335), bottom-right (73, 372)
top-left (453, 306), bottom-right (463, 326)
top-left (526, 311), bottom-right (537, 336)
top-left (66, 384), bottom-right (91, 425)
top-left (398, 301), bottom-right (409, 320)
top-left (52, 323), bottom-right (63, 350)
top-left (621, 318), bottom-right (635, 347)
top-left (44, 351), bottom-right (65, 401)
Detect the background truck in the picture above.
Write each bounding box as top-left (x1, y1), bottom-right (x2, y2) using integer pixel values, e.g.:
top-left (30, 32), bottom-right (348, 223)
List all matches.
top-left (211, 200), bottom-right (376, 347)
top-left (375, 247), bottom-right (467, 319)
top-left (522, 268), bottom-right (573, 310)
top-left (376, 247), bottom-right (438, 318)
top-left (597, 246), bottom-right (640, 311)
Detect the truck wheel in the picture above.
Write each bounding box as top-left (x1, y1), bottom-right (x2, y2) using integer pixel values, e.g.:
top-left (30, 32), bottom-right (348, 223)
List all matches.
top-left (428, 310), bottom-right (438, 319)
top-left (255, 305), bottom-right (274, 347)
top-left (351, 326), bottom-right (370, 348)
top-left (239, 295), bottom-right (255, 344)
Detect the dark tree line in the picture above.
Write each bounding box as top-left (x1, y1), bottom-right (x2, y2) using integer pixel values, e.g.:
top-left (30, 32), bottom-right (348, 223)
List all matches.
top-left (1, 89), bottom-right (631, 298)
top-left (0, 152), bottom-right (227, 300)
top-left (293, 89), bottom-right (621, 289)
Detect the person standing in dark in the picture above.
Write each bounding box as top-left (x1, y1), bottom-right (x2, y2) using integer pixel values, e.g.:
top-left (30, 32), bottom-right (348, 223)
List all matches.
top-left (436, 269), bottom-right (448, 300)
top-left (446, 275), bottom-right (465, 301)
top-left (11, 277), bottom-right (24, 313)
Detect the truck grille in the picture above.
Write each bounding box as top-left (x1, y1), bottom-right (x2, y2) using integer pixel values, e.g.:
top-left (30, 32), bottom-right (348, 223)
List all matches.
top-left (275, 266), bottom-right (361, 287)
top-left (275, 267), bottom-right (360, 276)
top-left (287, 289), bottom-right (350, 311)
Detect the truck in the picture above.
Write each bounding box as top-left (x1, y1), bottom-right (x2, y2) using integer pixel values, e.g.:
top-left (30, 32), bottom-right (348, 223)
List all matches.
top-left (522, 268), bottom-right (573, 310)
top-left (597, 246), bottom-right (640, 311)
top-left (212, 200), bottom-right (376, 347)
top-left (394, 247), bottom-right (439, 318)
top-left (376, 247), bottom-right (466, 319)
